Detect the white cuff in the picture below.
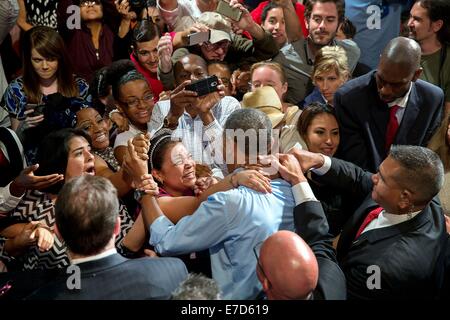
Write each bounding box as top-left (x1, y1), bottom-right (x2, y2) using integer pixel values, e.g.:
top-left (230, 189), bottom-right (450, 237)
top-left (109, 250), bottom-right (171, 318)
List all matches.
top-left (311, 155), bottom-right (331, 176)
top-left (0, 182), bottom-right (24, 212)
top-left (291, 181), bottom-right (318, 206)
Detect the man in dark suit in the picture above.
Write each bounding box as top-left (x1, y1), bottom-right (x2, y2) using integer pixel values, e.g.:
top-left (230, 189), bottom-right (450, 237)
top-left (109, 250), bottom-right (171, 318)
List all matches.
top-left (23, 175), bottom-right (188, 300)
top-left (255, 154), bottom-right (346, 300)
top-left (291, 145), bottom-right (448, 299)
top-left (335, 36), bottom-right (444, 172)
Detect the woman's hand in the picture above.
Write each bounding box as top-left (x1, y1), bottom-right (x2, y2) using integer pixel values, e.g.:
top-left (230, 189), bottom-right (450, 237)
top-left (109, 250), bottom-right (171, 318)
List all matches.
top-left (22, 108), bottom-right (45, 128)
top-left (233, 169), bottom-right (272, 193)
top-left (32, 226), bottom-right (54, 252)
top-left (110, 111), bottom-right (129, 133)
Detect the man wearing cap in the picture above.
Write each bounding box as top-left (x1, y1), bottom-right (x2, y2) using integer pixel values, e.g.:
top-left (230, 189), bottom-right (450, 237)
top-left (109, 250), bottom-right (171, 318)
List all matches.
top-left (157, 8), bottom-right (279, 88)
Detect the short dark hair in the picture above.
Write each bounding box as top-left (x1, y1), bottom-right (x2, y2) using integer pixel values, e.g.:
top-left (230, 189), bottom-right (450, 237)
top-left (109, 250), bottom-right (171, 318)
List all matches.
top-left (297, 102), bottom-right (336, 138)
top-left (389, 145), bottom-right (444, 205)
top-left (55, 175), bottom-right (119, 255)
top-left (107, 59), bottom-right (146, 100)
top-left (224, 109), bottom-right (272, 157)
top-left (415, 0), bottom-right (450, 44)
top-left (340, 17), bottom-right (357, 39)
top-left (35, 128), bottom-right (91, 194)
top-left (305, 0), bottom-right (345, 24)
top-left (132, 19), bottom-right (160, 50)
top-left (261, 2), bottom-right (282, 24)
top-left (172, 273), bottom-right (221, 300)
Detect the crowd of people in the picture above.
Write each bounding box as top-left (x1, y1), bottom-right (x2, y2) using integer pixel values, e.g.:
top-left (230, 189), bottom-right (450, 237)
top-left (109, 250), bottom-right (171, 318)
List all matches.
top-left (0, 0), bottom-right (449, 300)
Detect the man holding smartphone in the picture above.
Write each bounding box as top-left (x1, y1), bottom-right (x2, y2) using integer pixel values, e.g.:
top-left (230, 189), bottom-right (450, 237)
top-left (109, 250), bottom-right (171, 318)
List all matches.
top-left (149, 53), bottom-right (241, 177)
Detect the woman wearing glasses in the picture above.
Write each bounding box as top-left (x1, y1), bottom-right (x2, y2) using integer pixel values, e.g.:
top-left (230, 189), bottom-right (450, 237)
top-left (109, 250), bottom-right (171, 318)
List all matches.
top-left (110, 60), bottom-right (154, 164)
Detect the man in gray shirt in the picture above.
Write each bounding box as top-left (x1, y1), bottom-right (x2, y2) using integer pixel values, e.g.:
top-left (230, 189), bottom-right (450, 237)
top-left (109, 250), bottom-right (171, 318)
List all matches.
top-left (273, 0), bottom-right (360, 104)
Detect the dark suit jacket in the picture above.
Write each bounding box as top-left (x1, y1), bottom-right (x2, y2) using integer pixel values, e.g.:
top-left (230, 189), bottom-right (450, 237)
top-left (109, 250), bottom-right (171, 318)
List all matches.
top-left (314, 158), bottom-right (448, 300)
top-left (17, 254), bottom-right (188, 300)
top-left (294, 201), bottom-right (347, 300)
top-left (335, 70), bottom-right (444, 172)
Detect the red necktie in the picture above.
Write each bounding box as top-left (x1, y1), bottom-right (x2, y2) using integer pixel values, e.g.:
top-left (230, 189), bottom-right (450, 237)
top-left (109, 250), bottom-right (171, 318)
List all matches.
top-left (355, 206), bottom-right (383, 239)
top-left (385, 105), bottom-right (400, 151)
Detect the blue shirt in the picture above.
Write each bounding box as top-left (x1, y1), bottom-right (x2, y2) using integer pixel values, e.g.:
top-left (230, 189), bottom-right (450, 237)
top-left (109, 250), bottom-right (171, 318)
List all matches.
top-left (150, 178), bottom-right (295, 299)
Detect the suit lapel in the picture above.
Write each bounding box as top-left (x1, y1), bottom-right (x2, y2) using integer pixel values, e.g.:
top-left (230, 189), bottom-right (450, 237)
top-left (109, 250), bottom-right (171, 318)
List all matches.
top-left (395, 82), bottom-right (419, 144)
top-left (337, 196), bottom-right (378, 261)
top-left (367, 74), bottom-right (389, 163)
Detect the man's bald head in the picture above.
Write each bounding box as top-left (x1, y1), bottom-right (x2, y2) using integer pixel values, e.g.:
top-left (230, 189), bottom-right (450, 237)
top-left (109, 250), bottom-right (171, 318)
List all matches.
top-left (258, 230), bottom-right (319, 300)
top-left (376, 37), bottom-right (423, 103)
top-left (380, 37), bottom-right (422, 73)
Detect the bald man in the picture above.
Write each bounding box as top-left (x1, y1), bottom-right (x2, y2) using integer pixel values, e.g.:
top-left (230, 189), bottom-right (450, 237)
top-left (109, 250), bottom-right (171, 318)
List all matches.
top-left (334, 36), bottom-right (444, 172)
top-left (257, 231), bottom-right (319, 299)
top-left (256, 154), bottom-right (346, 300)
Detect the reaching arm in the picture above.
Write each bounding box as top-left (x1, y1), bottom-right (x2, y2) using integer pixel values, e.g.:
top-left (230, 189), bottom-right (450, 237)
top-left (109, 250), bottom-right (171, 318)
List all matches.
top-left (16, 0), bottom-right (33, 31)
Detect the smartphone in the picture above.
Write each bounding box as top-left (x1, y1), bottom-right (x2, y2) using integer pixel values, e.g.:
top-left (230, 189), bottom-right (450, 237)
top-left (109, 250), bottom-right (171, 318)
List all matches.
top-left (185, 75), bottom-right (219, 97)
top-left (25, 103), bottom-right (46, 117)
top-left (187, 31), bottom-right (210, 46)
top-left (216, 0), bottom-right (242, 21)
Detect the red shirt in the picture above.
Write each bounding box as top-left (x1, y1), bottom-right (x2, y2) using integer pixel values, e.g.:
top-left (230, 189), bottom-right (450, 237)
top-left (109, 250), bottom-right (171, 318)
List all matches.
top-left (251, 1), bottom-right (309, 38)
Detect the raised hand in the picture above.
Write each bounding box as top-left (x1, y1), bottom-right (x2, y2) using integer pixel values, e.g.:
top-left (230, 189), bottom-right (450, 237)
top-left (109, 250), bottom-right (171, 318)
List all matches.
top-left (132, 133), bottom-right (151, 161)
top-left (170, 81), bottom-right (198, 117)
top-left (233, 169), bottom-right (272, 193)
top-left (157, 33), bottom-right (174, 73)
top-left (10, 164), bottom-right (64, 196)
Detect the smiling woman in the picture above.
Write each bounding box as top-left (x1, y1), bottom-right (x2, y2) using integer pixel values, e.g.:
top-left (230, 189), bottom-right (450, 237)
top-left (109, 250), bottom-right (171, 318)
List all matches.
top-left (108, 60), bottom-right (155, 165)
top-left (0, 128), bottom-right (138, 271)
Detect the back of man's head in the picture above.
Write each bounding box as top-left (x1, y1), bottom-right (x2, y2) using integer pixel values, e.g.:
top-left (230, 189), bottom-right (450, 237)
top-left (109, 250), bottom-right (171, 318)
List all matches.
top-left (55, 175), bottom-right (119, 256)
top-left (389, 145), bottom-right (444, 206)
top-left (258, 230), bottom-right (319, 300)
top-left (223, 108), bottom-right (273, 159)
top-left (415, 0), bottom-right (450, 44)
top-left (380, 36), bottom-right (422, 74)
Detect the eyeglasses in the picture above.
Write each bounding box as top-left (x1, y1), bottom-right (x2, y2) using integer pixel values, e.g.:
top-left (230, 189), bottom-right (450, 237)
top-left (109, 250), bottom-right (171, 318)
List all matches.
top-left (171, 153), bottom-right (193, 166)
top-left (80, 0), bottom-right (101, 7)
top-left (202, 40), bottom-right (230, 51)
top-left (253, 241), bottom-right (267, 279)
top-left (120, 93), bottom-right (154, 108)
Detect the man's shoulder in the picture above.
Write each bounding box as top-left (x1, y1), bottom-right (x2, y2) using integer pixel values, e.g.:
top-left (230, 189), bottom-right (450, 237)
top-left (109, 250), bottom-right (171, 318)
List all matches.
top-left (413, 78), bottom-right (445, 99)
top-left (336, 71), bottom-right (374, 98)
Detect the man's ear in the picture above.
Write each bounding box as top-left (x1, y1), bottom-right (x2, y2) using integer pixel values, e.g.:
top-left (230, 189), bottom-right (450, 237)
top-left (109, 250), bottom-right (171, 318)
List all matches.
top-left (431, 19), bottom-right (443, 33)
top-left (113, 216), bottom-right (121, 237)
top-left (398, 190), bottom-right (413, 211)
top-left (412, 67), bottom-right (423, 82)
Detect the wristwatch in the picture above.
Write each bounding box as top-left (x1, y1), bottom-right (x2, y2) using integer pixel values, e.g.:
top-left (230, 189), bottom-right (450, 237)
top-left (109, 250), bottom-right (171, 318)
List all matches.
top-left (163, 116), bottom-right (178, 129)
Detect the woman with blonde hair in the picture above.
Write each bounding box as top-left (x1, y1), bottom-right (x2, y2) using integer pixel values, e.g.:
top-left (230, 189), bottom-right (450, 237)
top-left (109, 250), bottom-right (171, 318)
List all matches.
top-left (303, 45), bottom-right (349, 107)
